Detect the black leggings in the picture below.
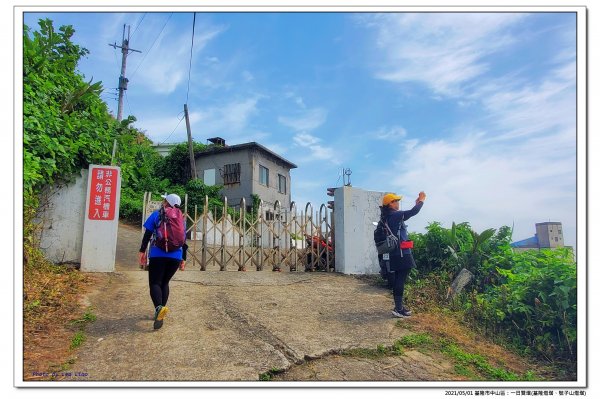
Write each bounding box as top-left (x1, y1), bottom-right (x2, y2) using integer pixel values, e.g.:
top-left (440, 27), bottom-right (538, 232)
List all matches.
top-left (148, 257), bottom-right (180, 308)
top-left (392, 268), bottom-right (411, 308)
top-left (390, 253), bottom-right (415, 311)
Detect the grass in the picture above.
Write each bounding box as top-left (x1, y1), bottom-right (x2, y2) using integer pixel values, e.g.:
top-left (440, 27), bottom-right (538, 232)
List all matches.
top-left (71, 308), bottom-right (97, 326)
top-left (343, 274), bottom-right (552, 381)
top-left (70, 331), bottom-right (86, 350)
top-left (341, 343), bottom-right (404, 359)
top-left (438, 339), bottom-right (532, 381)
top-left (259, 367), bottom-right (283, 381)
top-left (23, 240), bottom-right (97, 381)
top-left (339, 333), bottom-right (537, 382)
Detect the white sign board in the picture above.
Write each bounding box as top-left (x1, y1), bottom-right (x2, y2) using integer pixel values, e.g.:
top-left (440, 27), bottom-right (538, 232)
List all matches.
top-left (80, 165), bottom-right (122, 272)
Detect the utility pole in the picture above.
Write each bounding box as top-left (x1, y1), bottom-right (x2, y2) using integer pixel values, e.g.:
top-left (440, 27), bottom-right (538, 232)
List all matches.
top-left (109, 24), bottom-right (141, 121)
top-left (184, 104), bottom-right (197, 180)
top-left (109, 25), bottom-right (141, 164)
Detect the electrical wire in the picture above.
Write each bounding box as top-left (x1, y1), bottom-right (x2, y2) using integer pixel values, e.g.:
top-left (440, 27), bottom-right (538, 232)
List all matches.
top-left (130, 13), bottom-right (147, 38)
top-left (124, 91), bottom-right (134, 119)
top-left (130, 13), bottom-right (173, 80)
top-left (186, 13), bottom-right (197, 105)
top-left (159, 112), bottom-right (186, 145)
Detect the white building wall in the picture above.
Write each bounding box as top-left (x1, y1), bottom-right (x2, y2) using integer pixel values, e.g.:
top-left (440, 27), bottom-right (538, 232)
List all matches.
top-left (334, 186), bottom-right (384, 275)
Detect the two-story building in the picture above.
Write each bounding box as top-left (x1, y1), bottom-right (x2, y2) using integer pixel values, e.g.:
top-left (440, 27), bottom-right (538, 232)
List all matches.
top-left (193, 138), bottom-right (297, 215)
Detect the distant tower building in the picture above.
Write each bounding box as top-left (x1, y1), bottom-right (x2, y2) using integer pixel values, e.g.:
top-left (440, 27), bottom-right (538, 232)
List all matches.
top-left (511, 221), bottom-right (568, 252)
top-left (535, 222), bottom-right (564, 248)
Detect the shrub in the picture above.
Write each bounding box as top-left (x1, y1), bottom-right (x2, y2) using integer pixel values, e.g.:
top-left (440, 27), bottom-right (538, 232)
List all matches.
top-left (468, 247), bottom-right (576, 360)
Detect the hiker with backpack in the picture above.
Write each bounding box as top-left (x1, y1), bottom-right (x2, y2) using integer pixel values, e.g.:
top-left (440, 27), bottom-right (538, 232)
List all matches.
top-left (377, 191), bottom-right (426, 318)
top-left (138, 193), bottom-right (187, 330)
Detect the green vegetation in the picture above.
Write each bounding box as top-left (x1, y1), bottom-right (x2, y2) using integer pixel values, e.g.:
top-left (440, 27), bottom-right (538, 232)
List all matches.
top-left (259, 367), bottom-right (283, 381)
top-left (409, 222), bottom-right (577, 365)
top-left (23, 18), bottom-right (227, 225)
top-left (439, 340), bottom-right (522, 381)
top-left (341, 343), bottom-right (404, 359)
top-left (338, 333), bottom-right (535, 381)
top-left (396, 333), bottom-right (433, 348)
top-left (69, 331), bottom-right (86, 350)
top-left (71, 308), bottom-right (97, 326)
top-left (23, 18), bottom-right (576, 381)
top-left (68, 307), bottom-right (96, 352)
top-left (22, 19), bottom-right (223, 377)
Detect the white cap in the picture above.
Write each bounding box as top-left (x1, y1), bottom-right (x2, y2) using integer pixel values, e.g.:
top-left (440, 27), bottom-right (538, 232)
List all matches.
top-left (161, 193), bottom-right (181, 207)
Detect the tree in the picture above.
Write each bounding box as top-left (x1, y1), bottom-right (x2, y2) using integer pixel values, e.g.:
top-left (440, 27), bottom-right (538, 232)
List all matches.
top-left (23, 19), bottom-right (118, 199)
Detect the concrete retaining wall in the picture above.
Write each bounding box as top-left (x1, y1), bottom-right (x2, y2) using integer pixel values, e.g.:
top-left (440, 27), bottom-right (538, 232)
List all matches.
top-left (36, 169), bottom-right (88, 264)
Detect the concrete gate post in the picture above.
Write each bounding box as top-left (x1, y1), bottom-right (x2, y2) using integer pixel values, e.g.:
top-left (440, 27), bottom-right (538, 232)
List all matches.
top-left (80, 165), bottom-right (122, 272)
top-left (333, 186), bottom-right (386, 275)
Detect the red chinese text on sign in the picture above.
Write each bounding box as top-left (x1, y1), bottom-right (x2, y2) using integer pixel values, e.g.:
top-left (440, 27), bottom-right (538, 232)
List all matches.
top-left (88, 167), bottom-right (118, 220)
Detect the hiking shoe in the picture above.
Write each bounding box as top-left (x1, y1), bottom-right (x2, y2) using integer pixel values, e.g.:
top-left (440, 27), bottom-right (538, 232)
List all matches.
top-left (391, 307), bottom-right (412, 318)
top-left (153, 305), bottom-right (169, 330)
top-left (400, 307), bottom-right (412, 317)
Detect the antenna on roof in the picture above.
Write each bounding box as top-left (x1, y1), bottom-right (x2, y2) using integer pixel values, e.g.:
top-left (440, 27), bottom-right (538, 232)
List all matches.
top-left (343, 168), bottom-right (352, 186)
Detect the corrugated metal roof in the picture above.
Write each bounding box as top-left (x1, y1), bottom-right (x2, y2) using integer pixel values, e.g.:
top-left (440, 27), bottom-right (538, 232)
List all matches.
top-left (510, 236), bottom-right (539, 248)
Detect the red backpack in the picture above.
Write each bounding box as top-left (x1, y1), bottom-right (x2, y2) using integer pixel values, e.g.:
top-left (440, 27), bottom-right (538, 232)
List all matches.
top-left (154, 206), bottom-right (186, 252)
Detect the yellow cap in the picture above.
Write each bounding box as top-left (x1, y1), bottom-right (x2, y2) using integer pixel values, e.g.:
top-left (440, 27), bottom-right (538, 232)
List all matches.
top-left (382, 193), bottom-right (403, 206)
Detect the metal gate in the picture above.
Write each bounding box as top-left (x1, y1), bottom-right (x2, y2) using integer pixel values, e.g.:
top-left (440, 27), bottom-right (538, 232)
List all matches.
top-left (142, 193), bottom-right (334, 272)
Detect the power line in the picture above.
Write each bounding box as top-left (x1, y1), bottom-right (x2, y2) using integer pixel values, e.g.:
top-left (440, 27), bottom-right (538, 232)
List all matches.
top-left (186, 13), bottom-right (197, 105)
top-left (130, 13), bottom-right (147, 38)
top-left (125, 90), bottom-right (134, 118)
top-left (160, 113), bottom-right (186, 145)
top-left (130, 13), bottom-right (173, 80)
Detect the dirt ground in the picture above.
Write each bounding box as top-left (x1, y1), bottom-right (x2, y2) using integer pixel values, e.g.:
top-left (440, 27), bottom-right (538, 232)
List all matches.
top-left (38, 222), bottom-right (536, 385)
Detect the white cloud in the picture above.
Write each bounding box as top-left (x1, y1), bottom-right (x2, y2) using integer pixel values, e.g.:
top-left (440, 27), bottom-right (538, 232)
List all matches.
top-left (293, 133), bottom-right (320, 147)
top-left (134, 114), bottom-right (187, 144)
top-left (192, 96), bottom-right (262, 135)
top-left (384, 59), bottom-right (577, 246)
top-left (292, 133), bottom-right (338, 164)
top-left (371, 125), bottom-right (407, 140)
top-left (359, 13), bottom-right (526, 97)
top-left (134, 96), bottom-right (263, 143)
top-left (278, 108), bottom-right (328, 131)
top-left (473, 62), bottom-right (576, 142)
top-left (277, 102), bottom-right (338, 162)
top-left (350, 14), bottom-right (576, 245)
top-left (242, 70), bottom-right (254, 81)
top-left (284, 92), bottom-right (307, 109)
top-left (390, 132), bottom-right (575, 243)
top-left (134, 23), bottom-right (226, 94)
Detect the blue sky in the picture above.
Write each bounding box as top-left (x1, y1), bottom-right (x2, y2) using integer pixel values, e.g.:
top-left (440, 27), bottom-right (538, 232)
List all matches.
top-left (22, 9), bottom-right (581, 247)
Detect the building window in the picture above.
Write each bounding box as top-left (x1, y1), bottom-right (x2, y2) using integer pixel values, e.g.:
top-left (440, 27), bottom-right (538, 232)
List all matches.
top-left (559, 229), bottom-right (562, 234)
top-left (203, 169), bottom-right (216, 186)
top-left (555, 237), bottom-right (559, 242)
top-left (223, 163), bottom-right (241, 185)
top-left (278, 174), bottom-right (286, 194)
top-left (259, 165), bottom-right (269, 187)
top-left (265, 210), bottom-right (274, 221)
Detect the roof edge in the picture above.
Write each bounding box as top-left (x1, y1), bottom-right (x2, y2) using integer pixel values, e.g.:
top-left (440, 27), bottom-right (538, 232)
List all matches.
top-left (194, 142), bottom-right (297, 169)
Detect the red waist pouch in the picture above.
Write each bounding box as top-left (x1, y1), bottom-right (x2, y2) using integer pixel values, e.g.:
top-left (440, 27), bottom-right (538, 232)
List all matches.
top-left (400, 240), bottom-right (414, 249)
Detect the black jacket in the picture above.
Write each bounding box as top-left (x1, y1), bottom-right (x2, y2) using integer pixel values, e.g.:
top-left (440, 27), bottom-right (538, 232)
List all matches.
top-left (381, 201), bottom-right (424, 257)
